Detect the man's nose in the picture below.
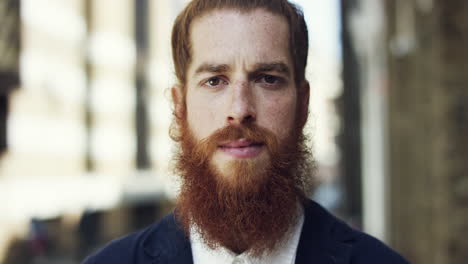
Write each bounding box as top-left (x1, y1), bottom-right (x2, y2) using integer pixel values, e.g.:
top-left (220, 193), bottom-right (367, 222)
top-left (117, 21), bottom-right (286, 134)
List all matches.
top-left (227, 81), bottom-right (256, 126)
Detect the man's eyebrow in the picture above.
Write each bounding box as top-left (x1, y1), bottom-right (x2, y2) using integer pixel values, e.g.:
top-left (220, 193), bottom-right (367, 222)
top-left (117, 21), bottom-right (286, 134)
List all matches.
top-left (194, 63), bottom-right (231, 75)
top-left (252, 62), bottom-right (291, 75)
top-left (193, 62), bottom-right (291, 77)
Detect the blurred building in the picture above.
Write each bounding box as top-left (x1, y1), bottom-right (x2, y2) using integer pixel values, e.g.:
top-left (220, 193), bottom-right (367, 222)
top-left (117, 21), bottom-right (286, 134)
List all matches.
top-left (0, 0), bottom-right (21, 260)
top-left (385, 0), bottom-right (468, 263)
top-left (0, 0), bottom-right (20, 154)
top-left (343, 0), bottom-right (468, 263)
top-left (0, 0), bottom-right (188, 261)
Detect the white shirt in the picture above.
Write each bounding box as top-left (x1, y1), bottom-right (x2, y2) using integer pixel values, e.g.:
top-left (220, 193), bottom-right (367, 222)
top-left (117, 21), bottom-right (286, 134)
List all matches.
top-left (190, 208), bottom-right (304, 264)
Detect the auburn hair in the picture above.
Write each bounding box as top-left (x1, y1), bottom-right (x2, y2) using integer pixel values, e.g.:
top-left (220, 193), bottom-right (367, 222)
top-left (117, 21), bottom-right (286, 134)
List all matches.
top-left (171, 0), bottom-right (309, 90)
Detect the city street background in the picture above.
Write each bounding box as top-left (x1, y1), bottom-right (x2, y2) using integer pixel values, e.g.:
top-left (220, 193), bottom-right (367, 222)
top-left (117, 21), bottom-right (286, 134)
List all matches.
top-left (0, 0), bottom-right (467, 263)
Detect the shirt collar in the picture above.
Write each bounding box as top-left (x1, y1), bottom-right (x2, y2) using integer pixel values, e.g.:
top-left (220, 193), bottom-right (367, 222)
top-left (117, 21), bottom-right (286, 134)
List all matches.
top-left (190, 206), bottom-right (305, 264)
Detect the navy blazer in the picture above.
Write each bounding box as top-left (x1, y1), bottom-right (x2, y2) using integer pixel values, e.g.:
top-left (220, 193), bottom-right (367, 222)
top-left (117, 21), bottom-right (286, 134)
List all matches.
top-left (82, 200), bottom-right (409, 263)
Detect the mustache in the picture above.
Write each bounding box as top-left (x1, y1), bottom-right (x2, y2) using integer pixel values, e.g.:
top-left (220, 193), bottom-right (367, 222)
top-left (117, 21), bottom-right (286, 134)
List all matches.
top-left (191, 124), bottom-right (279, 162)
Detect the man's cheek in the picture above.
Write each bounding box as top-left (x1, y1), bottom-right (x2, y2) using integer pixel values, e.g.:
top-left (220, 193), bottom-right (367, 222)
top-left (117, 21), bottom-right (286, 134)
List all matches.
top-left (188, 112), bottom-right (221, 141)
top-left (264, 112), bottom-right (294, 140)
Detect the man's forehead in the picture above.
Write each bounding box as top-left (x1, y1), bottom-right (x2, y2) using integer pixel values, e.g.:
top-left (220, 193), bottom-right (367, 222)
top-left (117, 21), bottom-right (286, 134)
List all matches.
top-left (190, 8), bottom-right (289, 42)
top-left (188, 8), bottom-right (292, 75)
top-left (193, 7), bottom-right (285, 25)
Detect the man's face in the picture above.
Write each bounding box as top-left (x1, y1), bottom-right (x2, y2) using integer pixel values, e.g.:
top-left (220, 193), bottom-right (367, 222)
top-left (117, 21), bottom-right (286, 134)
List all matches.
top-left (173, 7), bottom-right (311, 254)
top-left (175, 8), bottom-right (307, 182)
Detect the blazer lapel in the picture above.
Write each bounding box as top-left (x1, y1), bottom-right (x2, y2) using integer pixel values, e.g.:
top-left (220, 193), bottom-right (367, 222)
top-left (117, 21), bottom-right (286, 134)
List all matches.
top-left (142, 213), bottom-right (194, 264)
top-left (295, 200), bottom-right (353, 264)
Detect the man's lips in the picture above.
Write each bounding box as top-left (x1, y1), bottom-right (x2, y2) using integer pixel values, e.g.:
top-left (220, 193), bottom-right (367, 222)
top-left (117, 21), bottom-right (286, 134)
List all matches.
top-left (218, 139), bottom-right (264, 158)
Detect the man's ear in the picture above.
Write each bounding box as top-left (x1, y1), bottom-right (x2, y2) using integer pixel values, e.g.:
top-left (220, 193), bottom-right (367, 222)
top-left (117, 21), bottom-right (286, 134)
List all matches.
top-left (298, 81), bottom-right (310, 129)
top-left (171, 85), bottom-right (184, 121)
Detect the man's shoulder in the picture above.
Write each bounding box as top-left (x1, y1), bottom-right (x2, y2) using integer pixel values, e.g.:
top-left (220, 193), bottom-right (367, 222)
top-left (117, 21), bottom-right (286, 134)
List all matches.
top-left (300, 200), bottom-right (410, 264)
top-left (81, 213), bottom-right (186, 264)
top-left (81, 228), bottom-right (145, 264)
top-left (349, 230), bottom-right (409, 263)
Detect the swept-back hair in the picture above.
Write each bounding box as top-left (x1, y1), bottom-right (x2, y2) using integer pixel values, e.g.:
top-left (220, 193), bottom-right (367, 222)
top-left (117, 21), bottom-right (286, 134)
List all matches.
top-left (171, 0), bottom-right (309, 90)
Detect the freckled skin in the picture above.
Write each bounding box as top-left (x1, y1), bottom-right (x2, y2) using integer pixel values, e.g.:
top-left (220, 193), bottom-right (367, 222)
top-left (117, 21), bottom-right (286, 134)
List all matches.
top-left (173, 8), bottom-right (308, 177)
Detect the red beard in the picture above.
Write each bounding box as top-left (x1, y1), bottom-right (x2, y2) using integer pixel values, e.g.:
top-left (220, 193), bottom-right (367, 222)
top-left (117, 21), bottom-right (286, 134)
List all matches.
top-left (174, 119), bottom-right (313, 256)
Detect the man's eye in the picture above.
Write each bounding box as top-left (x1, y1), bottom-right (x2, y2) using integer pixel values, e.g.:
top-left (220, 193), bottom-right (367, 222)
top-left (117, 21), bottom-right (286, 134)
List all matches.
top-left (264, 75), bottom-right (278, 84)
top-left (205, 77), bottom-right (223, 87)
top-left (258, 75), bottom-right (281, 85)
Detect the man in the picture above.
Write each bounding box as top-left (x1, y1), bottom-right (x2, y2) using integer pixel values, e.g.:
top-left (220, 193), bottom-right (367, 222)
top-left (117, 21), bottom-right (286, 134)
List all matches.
top-left (83, 0), bottom-right (409, 263)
